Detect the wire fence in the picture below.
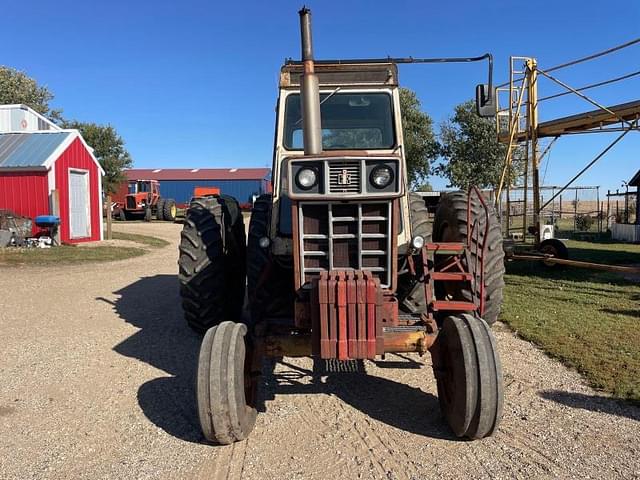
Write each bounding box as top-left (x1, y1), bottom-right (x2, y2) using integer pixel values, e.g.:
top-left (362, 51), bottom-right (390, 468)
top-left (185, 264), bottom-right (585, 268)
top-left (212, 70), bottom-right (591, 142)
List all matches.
top-left (496, 185), bottom-right (637, 238)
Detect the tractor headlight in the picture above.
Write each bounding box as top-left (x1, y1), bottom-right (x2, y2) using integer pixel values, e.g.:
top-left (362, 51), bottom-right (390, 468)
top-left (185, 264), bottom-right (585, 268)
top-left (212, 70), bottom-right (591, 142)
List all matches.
top-left (296, 167), bottom-right (318, 190)
top-left (370, 164), bottom-right (394, 189)
top-left (411, 235), bottom-right (425, 250)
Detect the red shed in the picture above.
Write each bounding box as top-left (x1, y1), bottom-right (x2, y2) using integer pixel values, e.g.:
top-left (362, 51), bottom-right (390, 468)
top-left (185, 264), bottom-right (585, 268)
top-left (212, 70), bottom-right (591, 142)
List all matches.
top-left (0, 128), bottom-right (104, 243)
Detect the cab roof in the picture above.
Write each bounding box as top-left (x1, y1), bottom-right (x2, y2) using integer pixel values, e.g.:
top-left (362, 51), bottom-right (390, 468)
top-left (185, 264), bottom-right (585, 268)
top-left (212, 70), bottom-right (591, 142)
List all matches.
top-left (279, 62), bottom-right (398, 88)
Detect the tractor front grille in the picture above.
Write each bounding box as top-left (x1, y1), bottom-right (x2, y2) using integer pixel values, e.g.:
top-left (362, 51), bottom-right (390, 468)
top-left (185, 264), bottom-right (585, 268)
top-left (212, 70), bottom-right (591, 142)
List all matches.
top-left (298, 201), bottom-right (391, 287)
top-left (328, 161), bottom-right (361, 194)
top-left (126, 196), bottom-right (136, 210)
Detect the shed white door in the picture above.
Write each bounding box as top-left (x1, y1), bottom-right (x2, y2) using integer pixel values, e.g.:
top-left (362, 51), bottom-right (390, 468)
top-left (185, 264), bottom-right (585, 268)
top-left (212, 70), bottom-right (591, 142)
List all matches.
top-left (69, 170), bottom-right (90, 238)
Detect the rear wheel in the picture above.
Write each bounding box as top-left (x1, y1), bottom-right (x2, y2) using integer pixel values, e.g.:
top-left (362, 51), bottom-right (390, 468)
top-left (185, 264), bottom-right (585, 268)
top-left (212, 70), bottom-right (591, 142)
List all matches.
top-left (431, 313), bottom-right (503, 439)
top-left (197, 321), bottom-right (257, 444)
top-left (163, 198), bottom-right (177, 222)
top-left (399, 193), bottom-right (433, 314)
top-left (178, 196), bottom-right (246, 333)
top-left (433, 191), bottom-right (505, 325)
top-left (246, 194), bottom-right (294, 323)
top-left (156, 198), bottom-right (166, 220)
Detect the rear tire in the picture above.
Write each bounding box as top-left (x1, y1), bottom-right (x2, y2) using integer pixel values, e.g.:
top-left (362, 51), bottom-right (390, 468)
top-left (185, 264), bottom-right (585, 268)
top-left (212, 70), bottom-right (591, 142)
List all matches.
top-left (197, 321), bottom-right (257, 444)
top-left (156, 198), bottom-right (166, 221)
top-left (163, 198), bottom-right (177, 222)
top-left (432, 313), bottom-right (503, 439)
top-left (433, 191), bottom-right (505, 325)
top-left (178, 196), bottom-right (246, 333)
top-left (246, 194), bottom-right (294, 323)
top-left (399, 193), bottom-right (433, 314)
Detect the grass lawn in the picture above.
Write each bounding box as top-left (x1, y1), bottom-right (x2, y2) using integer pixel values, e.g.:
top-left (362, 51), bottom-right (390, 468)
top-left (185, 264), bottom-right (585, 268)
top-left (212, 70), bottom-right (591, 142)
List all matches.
top-left (111, 231), bottom-right (169, 248)
top-left (0, 245), bottom-right (146, 266)
top-left (502, 240), bottom-right (640, 403)
top-left (0, 231), bottom-right (167, 266)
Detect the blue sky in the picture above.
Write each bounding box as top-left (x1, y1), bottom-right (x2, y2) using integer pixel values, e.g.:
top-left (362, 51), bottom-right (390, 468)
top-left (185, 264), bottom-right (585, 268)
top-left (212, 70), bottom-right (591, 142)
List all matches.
top-left (2, 1), bottom-right (638, 194)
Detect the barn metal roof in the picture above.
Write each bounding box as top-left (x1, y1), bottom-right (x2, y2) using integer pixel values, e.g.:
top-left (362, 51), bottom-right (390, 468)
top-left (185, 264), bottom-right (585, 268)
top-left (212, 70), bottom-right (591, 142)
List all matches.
top-left (125, 168), bottom-right (271, 181)
top-left (630, 169), bottom-right (640, 187)
top-left (0, 132), bottom-right (72, 169)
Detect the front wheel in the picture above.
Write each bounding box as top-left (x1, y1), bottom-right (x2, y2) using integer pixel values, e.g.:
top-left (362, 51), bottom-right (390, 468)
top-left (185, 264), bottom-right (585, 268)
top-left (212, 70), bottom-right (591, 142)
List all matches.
top-left (197, 322), bottom-right (257, 444)
top-left (431, 313), bottom-right (503, 439)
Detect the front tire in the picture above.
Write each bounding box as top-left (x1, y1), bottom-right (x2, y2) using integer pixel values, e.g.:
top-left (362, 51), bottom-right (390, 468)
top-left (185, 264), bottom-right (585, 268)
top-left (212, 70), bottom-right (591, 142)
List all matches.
top-left (197, 321), bottom-right (257, 444)
top-left (431, 313), bottom-right (503, 439)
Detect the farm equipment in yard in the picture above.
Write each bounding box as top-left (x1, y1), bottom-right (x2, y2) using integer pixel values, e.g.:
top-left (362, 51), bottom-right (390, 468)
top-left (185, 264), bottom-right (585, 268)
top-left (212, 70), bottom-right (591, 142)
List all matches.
top-left (178, 8), bottom-right (505, 443)
top-left (118, 179), bottom-right (177, 222)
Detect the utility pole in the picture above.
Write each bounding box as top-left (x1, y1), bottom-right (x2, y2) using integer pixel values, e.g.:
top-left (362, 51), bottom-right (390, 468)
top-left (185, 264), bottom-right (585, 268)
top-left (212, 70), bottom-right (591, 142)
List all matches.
top-left (527, 59), bottom-right (541, 247)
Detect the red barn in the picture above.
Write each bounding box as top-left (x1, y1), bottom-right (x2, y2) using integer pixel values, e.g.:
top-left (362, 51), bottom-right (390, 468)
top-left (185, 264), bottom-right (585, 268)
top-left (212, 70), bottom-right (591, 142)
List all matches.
top-left (0, 125), bottom-right (104, 243)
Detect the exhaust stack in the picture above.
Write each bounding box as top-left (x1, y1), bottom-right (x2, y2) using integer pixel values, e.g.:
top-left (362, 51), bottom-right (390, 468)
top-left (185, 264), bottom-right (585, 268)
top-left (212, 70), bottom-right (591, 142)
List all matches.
top-left (299, 7), bottom-right (323, 155)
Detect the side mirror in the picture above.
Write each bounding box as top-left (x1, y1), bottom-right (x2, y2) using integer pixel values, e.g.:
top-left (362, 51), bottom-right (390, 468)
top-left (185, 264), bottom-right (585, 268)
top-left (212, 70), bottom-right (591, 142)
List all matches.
top-left (476, 84), bottom-right (497, 117)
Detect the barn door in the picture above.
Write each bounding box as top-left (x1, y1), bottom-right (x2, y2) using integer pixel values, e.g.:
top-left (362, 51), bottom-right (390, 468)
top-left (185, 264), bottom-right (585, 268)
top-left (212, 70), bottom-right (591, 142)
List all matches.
top-left (69, 170), bottom-right (90, 238)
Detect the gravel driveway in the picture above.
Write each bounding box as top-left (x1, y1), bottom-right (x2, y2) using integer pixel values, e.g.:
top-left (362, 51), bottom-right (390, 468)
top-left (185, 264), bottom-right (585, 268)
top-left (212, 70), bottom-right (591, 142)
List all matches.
top-left (0, 222), bottom-right (638, 479)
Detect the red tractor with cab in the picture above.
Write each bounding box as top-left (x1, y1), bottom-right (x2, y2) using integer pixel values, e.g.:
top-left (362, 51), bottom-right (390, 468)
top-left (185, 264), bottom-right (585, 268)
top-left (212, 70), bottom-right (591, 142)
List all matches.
top-left (117, 179), bottom-right (177, 222)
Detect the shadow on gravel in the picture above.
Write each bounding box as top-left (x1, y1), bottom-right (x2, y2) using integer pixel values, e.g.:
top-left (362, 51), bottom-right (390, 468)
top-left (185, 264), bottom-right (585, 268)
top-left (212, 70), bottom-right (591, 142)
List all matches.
top-left (540, 390), bottom-right (640, 421)
top-left (103, 276), bottom-right (454, 443)
top-left (262, 359), bottom-right (455, 440)
top-left (101, 274), bottom-right (205, 444)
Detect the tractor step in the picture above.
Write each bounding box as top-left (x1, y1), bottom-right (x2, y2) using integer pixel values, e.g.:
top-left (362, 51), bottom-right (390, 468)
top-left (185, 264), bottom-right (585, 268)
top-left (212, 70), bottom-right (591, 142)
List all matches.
top-left (430, 272), bottom-right (473, 281)
top-left (431, 300), bottom-right (477, 312)
top-left (425, 242), bottom-right (466, 255)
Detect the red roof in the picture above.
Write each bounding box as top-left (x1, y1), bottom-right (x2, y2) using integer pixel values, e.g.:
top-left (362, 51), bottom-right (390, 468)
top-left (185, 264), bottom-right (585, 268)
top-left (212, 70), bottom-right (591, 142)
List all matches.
top-left (125, 168), bottom-right (271, 181)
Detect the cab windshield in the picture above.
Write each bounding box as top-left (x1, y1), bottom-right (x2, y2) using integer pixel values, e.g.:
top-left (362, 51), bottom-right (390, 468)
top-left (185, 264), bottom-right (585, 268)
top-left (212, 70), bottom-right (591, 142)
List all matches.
top-left (283, 92), bottom-right (395, 150)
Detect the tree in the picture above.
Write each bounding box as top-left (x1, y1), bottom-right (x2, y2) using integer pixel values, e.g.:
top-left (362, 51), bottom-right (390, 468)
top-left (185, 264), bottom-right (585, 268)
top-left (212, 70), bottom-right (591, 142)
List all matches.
top-left (0, 66), bottom-right (63, 122)
top-left (436, 100), bottom-right (520, 190)
top-left (62, 121), bottom-right (132, 194)
top-left (399, 88), bottom-right (439, 189)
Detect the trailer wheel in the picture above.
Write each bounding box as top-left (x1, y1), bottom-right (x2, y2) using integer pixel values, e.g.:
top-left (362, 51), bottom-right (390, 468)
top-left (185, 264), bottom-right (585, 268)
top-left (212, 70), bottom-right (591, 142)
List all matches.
top-left (163, 198), bottom-right (177, 222)
top-left (178, 196), bottom-right (246, 333)
top-left (539, 238), bottom-right (568, 268)
top-left (156, 197), bottom-right (166, 220)
top-left (433, 191), bottom-right (505, 325)
top-left (432, 313), bottom-right (503, 439)
top-left (399, 193), bottom-right (433, 314)
top-left (197, 321), bottom-right (257, 444)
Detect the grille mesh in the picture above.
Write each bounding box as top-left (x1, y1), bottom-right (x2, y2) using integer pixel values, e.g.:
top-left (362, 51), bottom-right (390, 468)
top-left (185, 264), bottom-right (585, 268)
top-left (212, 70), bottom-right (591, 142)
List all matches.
top-left (328, 162), bottom-right (360, 193)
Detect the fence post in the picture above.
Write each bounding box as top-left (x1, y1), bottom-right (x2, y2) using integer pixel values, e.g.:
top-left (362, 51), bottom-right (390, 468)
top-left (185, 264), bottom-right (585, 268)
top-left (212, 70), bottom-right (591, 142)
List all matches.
top-left (106, 194), bottom-right (112, 240)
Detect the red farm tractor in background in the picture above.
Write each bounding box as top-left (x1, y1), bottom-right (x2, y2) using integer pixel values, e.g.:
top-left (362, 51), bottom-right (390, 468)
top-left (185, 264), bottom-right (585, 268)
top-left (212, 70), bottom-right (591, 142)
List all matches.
top-left (116, 179), bottom-right (177, 222)
top-left (178, 8), bottom-right (505, 445)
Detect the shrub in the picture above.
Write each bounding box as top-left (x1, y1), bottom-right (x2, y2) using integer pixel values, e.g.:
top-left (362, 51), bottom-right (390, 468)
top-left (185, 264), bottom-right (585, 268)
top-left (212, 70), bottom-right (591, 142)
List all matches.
top-left (576, 214), bottom-right (594, 231)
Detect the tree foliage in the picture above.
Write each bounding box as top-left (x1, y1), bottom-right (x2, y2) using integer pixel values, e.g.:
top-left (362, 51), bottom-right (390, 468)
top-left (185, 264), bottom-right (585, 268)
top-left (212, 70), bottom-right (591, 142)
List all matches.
top-left (0, 66), bottom-right (63, 122)
top-left (399, 88), bottom-right (439, 189)
top-left (62, 121), bottom-right (132, 194)
top-left (436, 100), bottom-right (520, 190)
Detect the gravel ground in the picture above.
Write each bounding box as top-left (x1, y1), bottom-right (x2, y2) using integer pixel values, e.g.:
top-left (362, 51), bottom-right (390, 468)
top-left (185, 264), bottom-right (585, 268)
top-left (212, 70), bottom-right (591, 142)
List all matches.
top-left (0, 222), bottom-right (638, 480)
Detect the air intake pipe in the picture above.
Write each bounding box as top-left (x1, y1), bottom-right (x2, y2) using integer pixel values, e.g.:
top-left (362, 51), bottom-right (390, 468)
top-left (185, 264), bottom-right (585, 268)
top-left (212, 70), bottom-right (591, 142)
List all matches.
top-left (298, 7), bottom-right (323, 155)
